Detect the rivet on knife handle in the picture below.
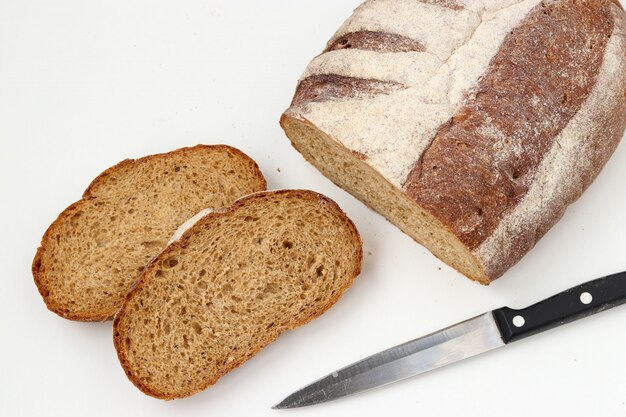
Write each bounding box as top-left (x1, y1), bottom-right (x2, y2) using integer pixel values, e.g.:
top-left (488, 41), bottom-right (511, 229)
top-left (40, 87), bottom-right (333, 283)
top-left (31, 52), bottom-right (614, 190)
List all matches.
top-left (492, 271), bottom-right (626, 344)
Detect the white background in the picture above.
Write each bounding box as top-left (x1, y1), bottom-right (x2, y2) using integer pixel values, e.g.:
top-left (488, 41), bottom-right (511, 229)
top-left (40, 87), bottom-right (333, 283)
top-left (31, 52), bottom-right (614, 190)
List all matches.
top-left (1, 1), bottom-right (625, 416)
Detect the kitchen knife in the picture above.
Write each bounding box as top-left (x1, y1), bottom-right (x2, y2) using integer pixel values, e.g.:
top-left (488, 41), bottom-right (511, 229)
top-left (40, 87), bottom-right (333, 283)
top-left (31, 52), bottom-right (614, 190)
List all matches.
top-left (273, 271), bottom-right (626, 409)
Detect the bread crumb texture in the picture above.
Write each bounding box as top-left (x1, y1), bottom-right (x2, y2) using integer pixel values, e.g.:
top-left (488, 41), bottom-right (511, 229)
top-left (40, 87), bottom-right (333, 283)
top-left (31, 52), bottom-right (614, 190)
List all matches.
top-left (113, 190), bottom-right (362, 399)
top-left (33, 145), bottom-right (266, 321)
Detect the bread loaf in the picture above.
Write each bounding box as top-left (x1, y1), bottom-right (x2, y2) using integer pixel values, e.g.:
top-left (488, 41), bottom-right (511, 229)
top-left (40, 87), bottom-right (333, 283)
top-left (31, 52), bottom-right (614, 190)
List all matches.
top-left (33, 145), bottom-right (266, 321)
top-left (281, 0), bottom-right (626, 284)
top-left (113, 190), bottom-right (362, 399)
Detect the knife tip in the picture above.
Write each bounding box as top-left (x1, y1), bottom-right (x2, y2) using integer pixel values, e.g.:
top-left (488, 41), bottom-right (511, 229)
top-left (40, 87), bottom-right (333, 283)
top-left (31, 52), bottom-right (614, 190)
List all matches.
top-left (272, 397), bottom-right (298, 410)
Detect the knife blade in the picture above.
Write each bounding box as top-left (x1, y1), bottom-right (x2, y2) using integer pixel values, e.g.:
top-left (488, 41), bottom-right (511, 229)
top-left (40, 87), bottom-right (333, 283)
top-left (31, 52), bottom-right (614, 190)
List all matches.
top-left (273, 270), bottom-right (626, 409)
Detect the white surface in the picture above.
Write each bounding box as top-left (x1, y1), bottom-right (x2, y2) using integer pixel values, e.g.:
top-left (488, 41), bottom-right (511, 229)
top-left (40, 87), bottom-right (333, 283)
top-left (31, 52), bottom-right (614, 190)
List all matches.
top-left (1, 1), bottom-right (625, 416)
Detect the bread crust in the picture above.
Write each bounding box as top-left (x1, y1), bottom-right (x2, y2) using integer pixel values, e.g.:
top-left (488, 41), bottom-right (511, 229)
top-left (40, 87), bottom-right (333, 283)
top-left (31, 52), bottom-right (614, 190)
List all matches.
top-left (33, 145), bottom-right (266, 321)
top-left (403, 0), bottom-right (614, 250)
top-left (282, 0), bottom-right (626, 282)
top-left (325, 31), bottom-right (425, 53)
top-left (476, 4), bottom-right (626, 278)
top-left (291, 74), bottom-right (406, 107)
top-left (113, 190), bottom-right (363, 399)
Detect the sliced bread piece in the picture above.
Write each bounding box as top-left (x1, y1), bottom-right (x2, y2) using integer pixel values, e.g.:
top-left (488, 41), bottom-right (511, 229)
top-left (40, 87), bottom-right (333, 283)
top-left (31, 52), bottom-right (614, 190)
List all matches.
top-left (33, 145), bottom-right (266, 321)
top-left (113, 190), bottom-right (362, 399)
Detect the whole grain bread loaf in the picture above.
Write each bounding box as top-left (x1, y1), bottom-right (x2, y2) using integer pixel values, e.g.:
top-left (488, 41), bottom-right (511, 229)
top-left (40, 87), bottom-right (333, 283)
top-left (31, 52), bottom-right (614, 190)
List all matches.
top-left (33, 145), bottom-right (266, 321)
top-left (113, 190), bottom-right (362, 399)
top-left (281, 0), bottom-right (626, 284)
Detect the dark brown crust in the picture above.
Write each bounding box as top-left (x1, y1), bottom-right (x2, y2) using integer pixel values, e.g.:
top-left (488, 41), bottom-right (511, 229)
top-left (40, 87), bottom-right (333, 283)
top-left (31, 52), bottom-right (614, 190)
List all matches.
top-left (403, 0), bottom-right (614, 250)
top-left (351, 150), bottom-right (368, 161)
top-left (113, 190), bottom-right (363, 400)
top-left (326, 31), bottom-right (425, 53)
top-left (33, 145), bottom-right (267, 322)
top-left (481, 4), bottom-right (626, 279)
top-left (484, 97), bottom-right (626, 279)
top-left (291, 74), bottom-right (406, 107)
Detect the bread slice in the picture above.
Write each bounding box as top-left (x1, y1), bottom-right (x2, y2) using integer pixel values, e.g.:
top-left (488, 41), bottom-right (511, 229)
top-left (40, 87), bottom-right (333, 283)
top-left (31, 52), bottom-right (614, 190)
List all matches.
top-left (113, 190), bottom-right (362, 400)
top-left (33, 145), bottom-right (266, 321)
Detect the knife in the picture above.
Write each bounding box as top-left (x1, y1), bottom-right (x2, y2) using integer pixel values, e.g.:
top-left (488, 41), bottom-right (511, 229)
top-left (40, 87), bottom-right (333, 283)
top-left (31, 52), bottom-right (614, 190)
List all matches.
top-left (273, 271), bottom-right (626, 409)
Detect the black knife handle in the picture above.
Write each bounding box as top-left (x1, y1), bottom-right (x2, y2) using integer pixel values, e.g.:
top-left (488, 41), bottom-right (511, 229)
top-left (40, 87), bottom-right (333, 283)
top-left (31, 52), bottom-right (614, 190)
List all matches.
top-left (492, 271), bottom-right (626, 344)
